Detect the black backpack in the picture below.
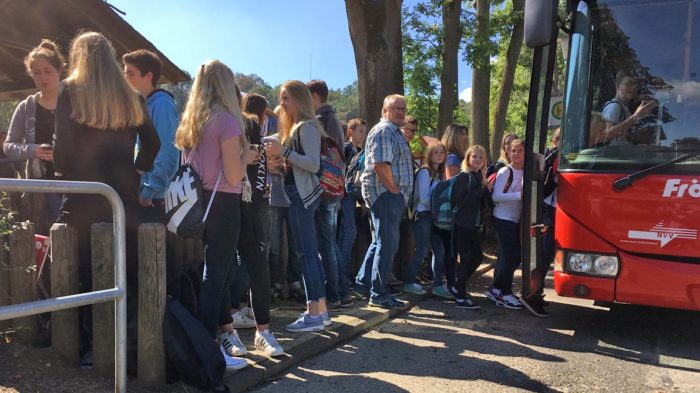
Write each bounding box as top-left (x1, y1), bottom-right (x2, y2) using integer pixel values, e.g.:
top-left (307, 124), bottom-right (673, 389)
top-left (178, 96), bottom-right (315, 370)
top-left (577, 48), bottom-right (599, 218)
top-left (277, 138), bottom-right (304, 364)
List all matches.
top-left (164, 297), bottom-right (226, 390)
top-left (164, 152), bottom-right (223, 238)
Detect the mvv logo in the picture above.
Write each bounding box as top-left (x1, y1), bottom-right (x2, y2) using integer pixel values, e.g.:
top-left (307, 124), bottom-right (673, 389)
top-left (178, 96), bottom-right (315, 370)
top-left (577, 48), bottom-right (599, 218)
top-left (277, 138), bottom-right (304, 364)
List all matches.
top-left (627, 221), bottom-right (698, 248)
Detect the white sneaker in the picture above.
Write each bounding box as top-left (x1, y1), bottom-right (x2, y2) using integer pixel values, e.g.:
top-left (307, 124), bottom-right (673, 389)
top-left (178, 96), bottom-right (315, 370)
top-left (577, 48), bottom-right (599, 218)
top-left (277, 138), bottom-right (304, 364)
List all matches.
top-left (241, 306), bottom-right (255, 320)
top-left (231, 310), bottom-right (256, 329)
top-left (254, 330), bottom-right (284, 357)
top-left (219, 330), bottom-right (247, 357)
top-left (220, 345), bottom-right (248, 371)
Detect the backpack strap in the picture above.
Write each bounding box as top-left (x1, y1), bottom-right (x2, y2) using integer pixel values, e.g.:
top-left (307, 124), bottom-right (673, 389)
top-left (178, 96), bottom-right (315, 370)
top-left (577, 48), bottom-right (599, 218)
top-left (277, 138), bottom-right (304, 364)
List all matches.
top-left (503, 166), bottom-right (514, 193)
top-left (202, 170), bottom-right (223, 223)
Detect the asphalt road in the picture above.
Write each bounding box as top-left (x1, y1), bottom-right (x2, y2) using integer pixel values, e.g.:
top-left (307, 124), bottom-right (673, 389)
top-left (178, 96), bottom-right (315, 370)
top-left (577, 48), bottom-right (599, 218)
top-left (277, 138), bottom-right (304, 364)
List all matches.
top-left (252, 272), bottom-right (700, 393)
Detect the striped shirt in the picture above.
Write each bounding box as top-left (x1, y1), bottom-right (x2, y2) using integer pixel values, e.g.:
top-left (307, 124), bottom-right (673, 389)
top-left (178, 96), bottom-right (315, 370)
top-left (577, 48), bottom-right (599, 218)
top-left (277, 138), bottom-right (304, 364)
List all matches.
top-left (361, 118), bottom-right (414, 207)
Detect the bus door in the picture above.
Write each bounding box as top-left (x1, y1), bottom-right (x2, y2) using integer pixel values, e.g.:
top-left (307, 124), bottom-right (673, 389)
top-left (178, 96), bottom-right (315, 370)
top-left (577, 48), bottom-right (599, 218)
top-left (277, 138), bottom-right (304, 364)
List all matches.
top-left (521, 0), bottom-right (561, 298)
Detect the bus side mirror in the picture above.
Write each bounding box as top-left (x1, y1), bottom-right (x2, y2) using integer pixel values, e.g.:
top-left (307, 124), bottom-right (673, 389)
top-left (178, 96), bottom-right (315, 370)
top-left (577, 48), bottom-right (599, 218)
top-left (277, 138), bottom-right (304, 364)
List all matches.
top-left (525, 0), bottom-right (557, 48)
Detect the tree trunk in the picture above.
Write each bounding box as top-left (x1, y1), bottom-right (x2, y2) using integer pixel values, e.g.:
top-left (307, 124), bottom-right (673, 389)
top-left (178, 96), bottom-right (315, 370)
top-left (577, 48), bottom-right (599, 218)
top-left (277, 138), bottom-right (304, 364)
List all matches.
top-left (490, 0), bottom-right (525, 160)
top-left (438, 0), bottom-right (462, 137)
top-left (345, 0), bottom-right (404, 126)
top-left (470, 0), bottom-right (491, 158)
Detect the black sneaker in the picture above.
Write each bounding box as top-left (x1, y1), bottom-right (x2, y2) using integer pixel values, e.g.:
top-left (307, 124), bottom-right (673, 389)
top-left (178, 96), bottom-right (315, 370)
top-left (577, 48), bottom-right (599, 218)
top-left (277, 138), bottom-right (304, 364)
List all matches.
top-left (352, 289), bottom-right (369, 300)
top-left (455, 297), bottom-right (480, 310)
top-left (368, 297), bottom-right (407, 310)
top-left (390, 286), bottom-right (403, 296)
top-left (340, 296), bottom-right (354, 308)
top-left (539, 293), bottom-right (550, 307)
top-left (327, 301), bottom-right (342, 310)
top-left (522, 295), bottom-right (550, 318)
top-left (448, 286), bottom-right (460, 299)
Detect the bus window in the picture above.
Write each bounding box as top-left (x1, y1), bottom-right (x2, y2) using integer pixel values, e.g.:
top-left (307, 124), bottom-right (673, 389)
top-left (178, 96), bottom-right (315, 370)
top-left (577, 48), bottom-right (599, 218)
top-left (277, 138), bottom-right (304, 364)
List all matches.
top-left (560, 0), bottom-right (700, 174)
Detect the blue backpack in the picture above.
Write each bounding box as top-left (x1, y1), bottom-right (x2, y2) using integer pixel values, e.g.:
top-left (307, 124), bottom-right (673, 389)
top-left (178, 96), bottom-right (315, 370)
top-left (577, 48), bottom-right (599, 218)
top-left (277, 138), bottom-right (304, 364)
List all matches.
top-left (431, 173), bottom-right (464, 231)
top-left (345, 149), bottom-right (366, 202)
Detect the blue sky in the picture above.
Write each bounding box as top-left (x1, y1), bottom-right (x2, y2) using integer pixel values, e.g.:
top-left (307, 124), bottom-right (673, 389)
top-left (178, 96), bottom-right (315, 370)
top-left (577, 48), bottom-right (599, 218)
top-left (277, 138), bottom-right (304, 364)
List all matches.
top-left (110, 0), bottom-right (472, 100)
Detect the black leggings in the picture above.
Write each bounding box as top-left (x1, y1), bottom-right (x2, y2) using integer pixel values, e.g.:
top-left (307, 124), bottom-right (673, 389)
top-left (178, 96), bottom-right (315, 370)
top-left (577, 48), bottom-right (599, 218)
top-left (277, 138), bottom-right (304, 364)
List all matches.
top-left (229, 202), bottom-right (271, 326)
top-left (452, 225), bottom-right (483, 299)
top-left (198, 192), bottom-right (241, 338)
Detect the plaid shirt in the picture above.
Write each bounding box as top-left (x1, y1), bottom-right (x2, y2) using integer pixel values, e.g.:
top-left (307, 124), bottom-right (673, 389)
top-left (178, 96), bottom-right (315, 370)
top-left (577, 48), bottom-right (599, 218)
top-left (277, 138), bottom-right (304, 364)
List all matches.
top-left (361, 118), bottom-right (414, 207)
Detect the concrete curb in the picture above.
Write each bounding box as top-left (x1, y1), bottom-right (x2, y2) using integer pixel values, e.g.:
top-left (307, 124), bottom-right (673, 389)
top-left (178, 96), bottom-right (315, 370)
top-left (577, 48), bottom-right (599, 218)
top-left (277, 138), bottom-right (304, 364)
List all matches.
top-left (224, 263), bottom-right (495, 393)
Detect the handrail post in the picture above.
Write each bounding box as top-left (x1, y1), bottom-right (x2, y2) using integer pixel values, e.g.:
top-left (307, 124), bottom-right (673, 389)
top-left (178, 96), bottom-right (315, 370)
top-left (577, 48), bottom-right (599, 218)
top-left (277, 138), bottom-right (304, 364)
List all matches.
top-left (0, 179), bottom-right (127, 393)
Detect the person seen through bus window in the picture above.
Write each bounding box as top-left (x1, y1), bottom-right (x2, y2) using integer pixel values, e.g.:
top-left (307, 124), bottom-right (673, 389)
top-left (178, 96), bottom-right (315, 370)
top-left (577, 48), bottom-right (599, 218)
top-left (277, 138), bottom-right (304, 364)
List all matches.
top-left (602, 75), bottom-right (655, 146)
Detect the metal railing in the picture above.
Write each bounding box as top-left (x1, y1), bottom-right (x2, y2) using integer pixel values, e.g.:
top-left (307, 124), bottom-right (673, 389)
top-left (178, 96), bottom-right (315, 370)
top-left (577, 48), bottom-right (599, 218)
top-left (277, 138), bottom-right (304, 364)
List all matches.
top-left (0, 178), bottom-right (126, 393)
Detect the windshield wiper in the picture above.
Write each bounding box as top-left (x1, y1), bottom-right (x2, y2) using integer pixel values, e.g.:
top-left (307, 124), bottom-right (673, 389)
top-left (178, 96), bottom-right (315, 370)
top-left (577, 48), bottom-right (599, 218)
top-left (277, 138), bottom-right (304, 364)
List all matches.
top-left (613, 152), bottom-right (700, 192)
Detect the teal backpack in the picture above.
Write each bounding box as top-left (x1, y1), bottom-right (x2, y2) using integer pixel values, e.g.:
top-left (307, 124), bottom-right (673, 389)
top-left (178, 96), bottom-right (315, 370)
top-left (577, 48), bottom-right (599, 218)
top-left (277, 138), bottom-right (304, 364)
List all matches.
top-left (430, 172), bottom-right (470, 230)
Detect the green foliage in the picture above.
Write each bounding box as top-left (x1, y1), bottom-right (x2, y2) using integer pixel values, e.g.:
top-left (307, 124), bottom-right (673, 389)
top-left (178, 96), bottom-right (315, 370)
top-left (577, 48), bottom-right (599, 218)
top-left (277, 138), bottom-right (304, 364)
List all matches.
top-left (0, 193), bottom-right (15, 238)
top-left (0, 101), bottom-right (18, 132)
top-left (328, 81), bottom-right (360, 123)
top-left (402, 0), bottom-right (443, 135)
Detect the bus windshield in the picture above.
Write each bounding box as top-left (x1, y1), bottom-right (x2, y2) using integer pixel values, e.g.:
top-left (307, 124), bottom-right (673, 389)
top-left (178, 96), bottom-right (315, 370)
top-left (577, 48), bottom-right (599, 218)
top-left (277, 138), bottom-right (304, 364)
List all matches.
top-left (561, 0), bottom-right (700, 173)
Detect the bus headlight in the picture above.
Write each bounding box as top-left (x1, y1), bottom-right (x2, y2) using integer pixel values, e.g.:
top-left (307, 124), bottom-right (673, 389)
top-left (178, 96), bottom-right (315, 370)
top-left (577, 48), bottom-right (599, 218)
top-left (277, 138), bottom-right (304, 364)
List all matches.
top-left (569, 253), bottom-right (592, 272)
top-left (593, 256), bottom-right (619, 276)
top-left (566, 252), bottom-right (619, 277)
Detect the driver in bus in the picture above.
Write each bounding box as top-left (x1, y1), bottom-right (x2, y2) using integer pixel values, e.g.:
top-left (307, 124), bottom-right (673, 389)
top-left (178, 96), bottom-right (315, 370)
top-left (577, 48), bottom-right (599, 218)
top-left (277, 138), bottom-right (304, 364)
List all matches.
top-left (601, 74), bottom-right (656, 146)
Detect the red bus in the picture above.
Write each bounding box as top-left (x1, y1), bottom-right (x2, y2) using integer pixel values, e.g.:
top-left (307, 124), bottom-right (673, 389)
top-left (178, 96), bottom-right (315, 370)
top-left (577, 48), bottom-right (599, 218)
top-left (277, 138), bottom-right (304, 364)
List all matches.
top-left (522, 0), bottom-right (700, 311)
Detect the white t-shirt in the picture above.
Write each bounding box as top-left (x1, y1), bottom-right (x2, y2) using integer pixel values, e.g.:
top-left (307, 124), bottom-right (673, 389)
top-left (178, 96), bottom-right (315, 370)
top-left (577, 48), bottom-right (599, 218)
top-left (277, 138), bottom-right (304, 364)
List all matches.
top-left (492, 166), bottom-right (524, 223)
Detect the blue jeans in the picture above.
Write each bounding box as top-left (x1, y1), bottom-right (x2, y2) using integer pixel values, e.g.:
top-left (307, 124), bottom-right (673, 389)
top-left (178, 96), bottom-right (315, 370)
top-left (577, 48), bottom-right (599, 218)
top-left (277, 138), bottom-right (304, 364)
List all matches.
top-left (286, 185), bottom-right (325, 302)
top-left (406, 212), bottom-right (444, 286)
top-left (492, 217), bottom-right (522, 294)
top-left (337, 195), bottom-right (357, 298)
top-left (355, 192), bottom-right (405, 303)
top-left (269, 206), bottom-right (300, 286)
top-left (315, 199), bottom-right (342, 303)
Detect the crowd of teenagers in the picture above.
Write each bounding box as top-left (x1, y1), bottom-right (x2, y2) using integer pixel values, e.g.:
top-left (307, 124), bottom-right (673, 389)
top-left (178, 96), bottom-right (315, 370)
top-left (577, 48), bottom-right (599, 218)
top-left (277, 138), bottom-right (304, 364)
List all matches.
top-left (3, 33), bottom-right (559, 372)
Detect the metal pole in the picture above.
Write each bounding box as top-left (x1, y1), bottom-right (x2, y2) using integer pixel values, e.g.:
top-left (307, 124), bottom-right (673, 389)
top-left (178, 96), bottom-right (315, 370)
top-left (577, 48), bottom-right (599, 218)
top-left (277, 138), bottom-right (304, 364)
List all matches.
top-left (0, 179), bottom-right (127, 393)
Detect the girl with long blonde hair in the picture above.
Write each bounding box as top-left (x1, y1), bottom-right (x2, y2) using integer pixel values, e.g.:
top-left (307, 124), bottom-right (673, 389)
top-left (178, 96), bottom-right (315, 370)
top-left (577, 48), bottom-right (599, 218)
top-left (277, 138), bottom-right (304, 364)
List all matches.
top-left (264, 80), bottom-right (328, 332)
top-left (406, 142), bottom-right (448, 298)
top-left (52, 31), bottom-right (160, 360)
top-left (175, 60), bottom-right (252, 371)
top-left (448, 144), bottom-right (490, 309)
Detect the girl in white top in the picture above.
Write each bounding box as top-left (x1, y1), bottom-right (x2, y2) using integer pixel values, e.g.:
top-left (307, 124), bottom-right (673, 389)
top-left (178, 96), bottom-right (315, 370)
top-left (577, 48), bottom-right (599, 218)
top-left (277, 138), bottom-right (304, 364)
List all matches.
top-left (404, 142), bottom-right (447, 296)
top-left (486, 139), bottom-right (526, 310)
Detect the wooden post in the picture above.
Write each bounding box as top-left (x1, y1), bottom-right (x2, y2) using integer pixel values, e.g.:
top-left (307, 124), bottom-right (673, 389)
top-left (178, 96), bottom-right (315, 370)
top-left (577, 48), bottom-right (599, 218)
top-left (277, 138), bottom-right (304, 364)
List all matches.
top-left (30, 193), bottom-right (48, 236)
top-left (91, 223), bottom-right (114, 377)
top-left (9, 222), bottom-right (37, 344)
top-left (137, 223), bottom-right (167, 388)
top-left (50, 223), bottom-right (80, 366)
top-left (0, 235), bottom-right (10, 332)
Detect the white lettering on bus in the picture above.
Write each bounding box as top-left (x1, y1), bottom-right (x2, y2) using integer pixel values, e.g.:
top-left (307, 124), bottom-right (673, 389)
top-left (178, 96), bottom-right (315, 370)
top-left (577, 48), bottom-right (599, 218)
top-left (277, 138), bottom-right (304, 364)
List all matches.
top-left (662, 179), bottom-right (700, 198)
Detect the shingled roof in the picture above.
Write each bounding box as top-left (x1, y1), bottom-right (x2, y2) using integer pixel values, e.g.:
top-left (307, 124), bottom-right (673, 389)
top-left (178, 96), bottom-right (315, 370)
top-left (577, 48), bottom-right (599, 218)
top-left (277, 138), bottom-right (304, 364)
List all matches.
top-left (0, 0), bottom-right (189, 100)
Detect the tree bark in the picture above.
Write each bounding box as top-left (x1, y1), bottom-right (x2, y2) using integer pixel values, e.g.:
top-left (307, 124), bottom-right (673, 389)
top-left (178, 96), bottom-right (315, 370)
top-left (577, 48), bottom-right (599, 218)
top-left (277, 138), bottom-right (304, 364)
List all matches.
top-left (490, 0), bottom-right (525, 160)
top-left (346, 0), bottom-right (404, 126)
top-left (470, 0), bottom-right (491, 159)
top-left (438, 0), bottom-right (462, 137)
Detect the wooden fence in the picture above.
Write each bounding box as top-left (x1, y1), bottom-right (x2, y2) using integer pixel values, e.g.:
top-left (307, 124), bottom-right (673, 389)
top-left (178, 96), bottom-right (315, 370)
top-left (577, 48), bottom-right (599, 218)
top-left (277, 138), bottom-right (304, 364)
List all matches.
top-left (0, 221), bottom-right (203, 390)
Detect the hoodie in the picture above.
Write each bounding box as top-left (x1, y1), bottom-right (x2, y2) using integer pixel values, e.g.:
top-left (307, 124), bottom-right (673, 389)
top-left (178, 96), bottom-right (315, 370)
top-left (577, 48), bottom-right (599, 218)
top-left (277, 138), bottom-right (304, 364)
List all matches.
top-left (316, 104), bottom-right (345, 152)
top-left (140, 89), bottom-right (180, 200)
